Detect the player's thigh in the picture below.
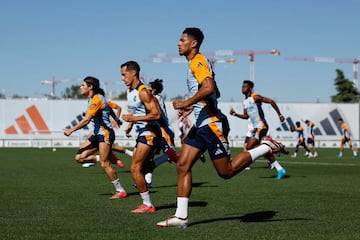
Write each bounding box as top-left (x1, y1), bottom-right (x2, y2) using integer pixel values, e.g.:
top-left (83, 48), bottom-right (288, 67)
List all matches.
top-left (112, 144), bottom-right (125, 153)
top-left (211, 156), bottom-right (232, 176)
top-left (98, 142), bottom-right (111, 162)
top-left (177, 143), bottom-right (201, 170)
top-left (77, 148), bottom-right (97, 160)
top-left (132, 142), bottom-right (152, 168)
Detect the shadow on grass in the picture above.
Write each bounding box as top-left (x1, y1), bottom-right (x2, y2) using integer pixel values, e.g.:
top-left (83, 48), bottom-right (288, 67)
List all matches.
top-left (261, 175), bottom-right (291, 179)
top-left (156, 201), bottom-right (208, 211)
top-left (99, 191), bottom-right (158, 198)
top-left (188, 211), bottom-right (311, 227)
top-left (151, 181), bottom-right (218, 190)
top-left (100, 182), bottom-right (214, 198)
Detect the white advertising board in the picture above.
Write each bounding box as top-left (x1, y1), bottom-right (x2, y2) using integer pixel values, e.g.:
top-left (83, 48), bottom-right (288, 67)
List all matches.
top-left (0, 100), bottom-right (358, 148)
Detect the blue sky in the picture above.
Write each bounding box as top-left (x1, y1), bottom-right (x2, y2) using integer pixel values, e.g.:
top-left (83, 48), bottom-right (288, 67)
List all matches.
top-left (1, 0), bottom-right (359, 102)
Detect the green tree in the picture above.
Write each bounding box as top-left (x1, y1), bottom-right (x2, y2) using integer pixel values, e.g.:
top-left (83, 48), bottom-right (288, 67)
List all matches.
top-left (171, 94), bottom-right (185, 100)
top-left (12, 94), bottom-right (28, 99)
top-left (0, 92), bottom-right (5, 99)
top-left (62, 85), bottom-right (85, 99)
top-left (331, 69), bottom-right (359, 103)
top-left (115, 91), bottom-right (127, 100)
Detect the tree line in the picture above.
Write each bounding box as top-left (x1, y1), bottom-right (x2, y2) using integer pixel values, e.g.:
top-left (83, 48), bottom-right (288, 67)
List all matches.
top-left (1, 69), bottom-right (358, 103)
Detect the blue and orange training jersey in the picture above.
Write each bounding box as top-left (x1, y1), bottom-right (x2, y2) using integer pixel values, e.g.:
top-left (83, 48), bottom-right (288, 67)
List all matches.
top-left (86, 94), bottom-right (113, 136)
top-left (126, 82), bottom-right (160, 136)
top-left (187, 53), bottom-right (219, 128)
top-left (242, 93), bottom-right (268, 130)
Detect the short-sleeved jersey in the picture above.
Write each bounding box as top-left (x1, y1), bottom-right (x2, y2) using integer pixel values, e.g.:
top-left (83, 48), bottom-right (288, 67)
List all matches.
top-left (154, 93), bottom-right (175, 148)
top-left (341, 122), bottom-right (350, 138)
top-left (295, 126), bottom-right (305, 141)
top-left (86, 94), bottom-right (113, 136)
top-left (306, 122), bottom-right (315, 138)
top-left (107, 100), bottom-right (118, 110)
top-left (187, 53), bottom-right (219, 128)
top-left (242, 93), bottom-right (268, 130)
top-left (154, 94), bottom-right (171, 129)
top-left (127, 82), bottom-right (160, 136)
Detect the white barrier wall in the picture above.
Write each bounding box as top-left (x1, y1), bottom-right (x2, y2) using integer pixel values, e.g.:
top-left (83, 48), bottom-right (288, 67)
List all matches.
top-left (0, 99), bottom-right (359, 148)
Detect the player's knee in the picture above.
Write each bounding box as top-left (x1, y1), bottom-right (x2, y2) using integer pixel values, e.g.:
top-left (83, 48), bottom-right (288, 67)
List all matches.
top-left (130, 164), bottom-right (141, 175)
top-left (96, 159), bottom-right (109, 168)
top-left (75, 154), bottom-right (82, 163)
top-left (218, 172), bottom-right (231, 179)
top-left (215, 167), bottom-right (232, 179)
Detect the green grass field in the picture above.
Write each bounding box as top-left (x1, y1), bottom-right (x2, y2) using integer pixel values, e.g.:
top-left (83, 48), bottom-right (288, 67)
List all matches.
top-left (1, 147), bottom-right (360, 240)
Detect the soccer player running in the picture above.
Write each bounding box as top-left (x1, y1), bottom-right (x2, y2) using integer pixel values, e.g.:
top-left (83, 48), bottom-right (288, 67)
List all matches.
top-left (290, 121), bottom-right (311, 158)
top-left (140, 79), bottom-right (179, 188)
top-left (337, 118), bottom-right (358, 158)
top-left (63, 76), bottom-right (127, 199)
top-left (78, 98), bottom-right (133, 168)
top-left (156, 27), bottom-right (289, 228)
top-left (120, 61), bottom-right (162, 213)
top-left (230, 80), bottom-right (287, 179)
top-left (304, 119), bottom-right (317, 157)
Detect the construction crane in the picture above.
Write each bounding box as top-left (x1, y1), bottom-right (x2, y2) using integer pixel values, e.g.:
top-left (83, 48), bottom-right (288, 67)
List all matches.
top-left (285, 56), bottom-right (359, 90)
top-left (102, 81), bottom-right (123, 99)
top-left (205, 49), bottom-right (280, 82)
top-left (39, 76), bottom-right (78, 98)
top-left (144, 56), bottom-right (236, 72)
top-left (145, 49), bottom-right (280, 82)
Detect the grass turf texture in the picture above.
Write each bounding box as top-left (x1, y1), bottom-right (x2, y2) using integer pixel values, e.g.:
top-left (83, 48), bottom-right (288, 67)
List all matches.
top-left (0, 147), bottom-right (359, 240)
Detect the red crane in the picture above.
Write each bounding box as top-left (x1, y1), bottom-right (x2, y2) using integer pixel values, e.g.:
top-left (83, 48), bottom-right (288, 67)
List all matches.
top-left (145, 49), bottom-right (280, 82)
top-left (285, 56), bottom-right (359, 89)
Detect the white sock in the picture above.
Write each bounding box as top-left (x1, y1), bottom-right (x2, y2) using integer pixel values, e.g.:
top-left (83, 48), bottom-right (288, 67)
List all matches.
top-left (248, 145), bottom-right (270, 162)
top-left (95, 155), bottom-right (100, 162)
top-left (111, 178), bottom-right (125, 192)
top-left (140, 191), bottom-right (153, 207)
top-left (270, 160), bottom-right (283, 171)
top-left (125, 149), bottom-right (133, 157)
top-left (144, 172), bottom-right (152, 184)
top-left (175, 197), bottom-right (189, 219)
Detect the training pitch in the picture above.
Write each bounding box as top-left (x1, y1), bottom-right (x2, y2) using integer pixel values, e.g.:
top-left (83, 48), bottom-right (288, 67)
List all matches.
top-left (0, 147), bottom-right (359, 240)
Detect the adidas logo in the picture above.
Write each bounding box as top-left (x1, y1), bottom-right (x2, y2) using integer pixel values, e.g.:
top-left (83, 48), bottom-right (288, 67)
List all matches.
top-left (214, 144), bottom-right (224, 155)
top-left (65, 113), bottom-right (120, 130)
top-left (276, 108), bottom-right (345, 137)
top-left (65, 113), bottom-right (89, 130)
top-left (4, 105), bottom-right (50, 135)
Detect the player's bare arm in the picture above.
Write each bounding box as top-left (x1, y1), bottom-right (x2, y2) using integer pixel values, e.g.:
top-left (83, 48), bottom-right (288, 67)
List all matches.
top-left (230, 108), bottom-right (249, 119)
top-left (122, 89), bottom-right (161, 122)
top-left (64, 114), bottom-right (92, 136)
top-left (255, 94), bottom-right (284, 122)
top-left (173, 77), bottom-right (215, 110)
